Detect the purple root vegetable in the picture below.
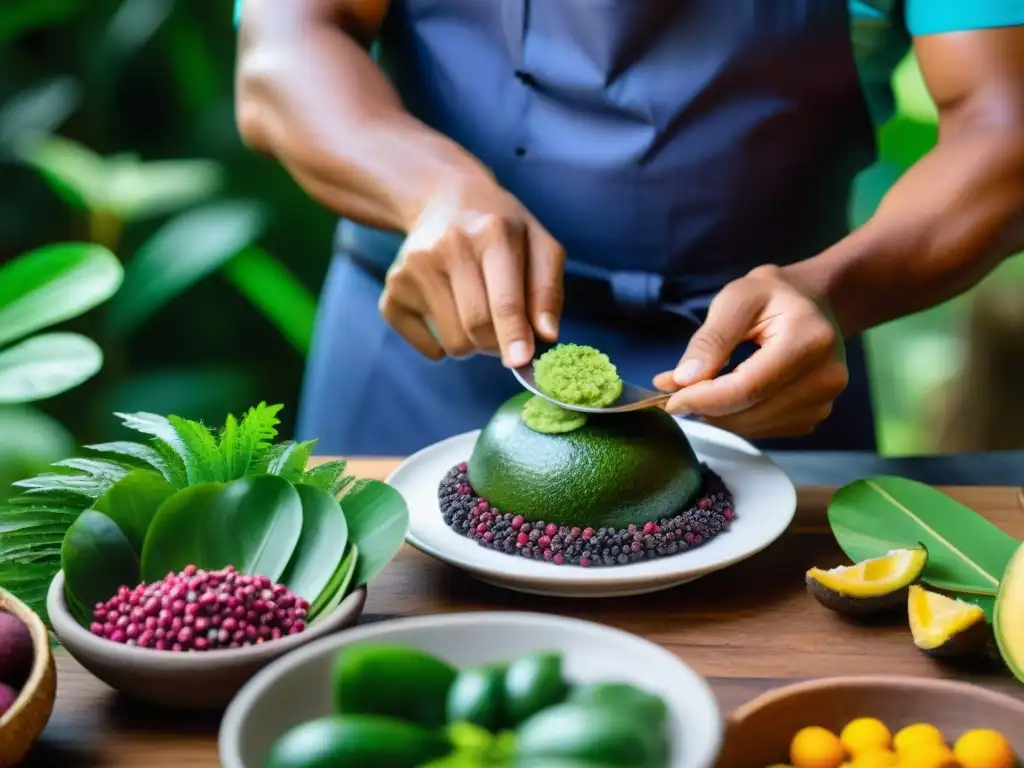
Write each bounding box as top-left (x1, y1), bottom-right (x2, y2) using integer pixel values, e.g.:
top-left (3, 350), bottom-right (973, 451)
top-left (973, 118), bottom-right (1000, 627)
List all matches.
top-left (0, 610), bottom-right (34, 689)
top-left (0, 681), bottom-right (19, 718)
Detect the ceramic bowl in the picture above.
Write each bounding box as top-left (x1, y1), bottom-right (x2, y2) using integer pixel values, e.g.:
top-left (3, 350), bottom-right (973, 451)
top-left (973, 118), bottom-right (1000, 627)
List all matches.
top-left (46, 571), bottom-right (366, 709)
top-left (717, 675), bottom-right (1024, 767)
top-left (219, 611), bottom-right (724, 768)
top-left (0, 587), bottom-right (57, 767)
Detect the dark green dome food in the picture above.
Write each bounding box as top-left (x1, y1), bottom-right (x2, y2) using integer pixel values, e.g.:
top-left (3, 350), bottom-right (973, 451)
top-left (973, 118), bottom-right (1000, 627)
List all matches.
top-left (467, 392), bottom-right (704, 529)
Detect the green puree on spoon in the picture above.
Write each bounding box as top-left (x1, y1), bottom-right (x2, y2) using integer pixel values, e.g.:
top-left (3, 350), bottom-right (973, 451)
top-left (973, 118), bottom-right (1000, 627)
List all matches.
top-left (521, 344), bottom-right (623, 435)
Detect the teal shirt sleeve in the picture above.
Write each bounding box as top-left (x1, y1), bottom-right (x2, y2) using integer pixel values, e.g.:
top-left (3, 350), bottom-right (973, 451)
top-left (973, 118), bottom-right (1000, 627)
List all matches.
top-left (906, 0), bottom-right (1024, 36)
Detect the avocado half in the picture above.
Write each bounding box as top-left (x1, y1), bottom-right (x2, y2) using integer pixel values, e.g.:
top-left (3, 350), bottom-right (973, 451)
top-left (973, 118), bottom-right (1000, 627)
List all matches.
top-left (806, 547), bottom-right (928, 616)
top-left (467, 392), bottom-right (704, 529)
top-left (908, 584), bottom-right (990, 660)
top-left (995, 542), bottom-right (1024, 680)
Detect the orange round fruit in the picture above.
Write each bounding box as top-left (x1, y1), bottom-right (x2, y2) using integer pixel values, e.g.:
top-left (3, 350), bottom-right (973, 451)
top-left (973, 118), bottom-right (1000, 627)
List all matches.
top-left (953, 728), bottom-right (1015, 768)
top-left (841, 718), bottom-right (892, 756)
top-left (790, 725), bottom-right (846, 768)
top-left (893, 723), bottom-right (946, 755)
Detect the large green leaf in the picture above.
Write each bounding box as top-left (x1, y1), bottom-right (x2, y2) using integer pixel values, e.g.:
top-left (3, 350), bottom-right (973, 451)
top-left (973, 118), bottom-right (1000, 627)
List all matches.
top-left (138, 482), bottom-right (224, 581)
top-left (0, 405), bottom-right (75, 497)
top-left (61, 509), bottom-right (140, 623)
top-left (91, 470), bottom-right (175, 555)
top-left (828, 476), bottom-right (1021, 613)
top-left (0, 242), bottom-right (122, 347)
top-left (0, 332), bottom-right (103, 403)
top-left (140, 476), bottom-right (303, 583)
top-left (341, 479), bottom-right (409, 589)
top-left (105, 200), bottom-right (266, 337)
top-left (279, 483), bottom-right (349, 603)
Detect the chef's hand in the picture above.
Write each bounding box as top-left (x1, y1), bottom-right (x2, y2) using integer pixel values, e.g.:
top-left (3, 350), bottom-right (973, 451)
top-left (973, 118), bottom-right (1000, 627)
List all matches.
top-left (379, 174), bottom-right (565, 368)
top-left (652, 265), bottom-right (848, 438)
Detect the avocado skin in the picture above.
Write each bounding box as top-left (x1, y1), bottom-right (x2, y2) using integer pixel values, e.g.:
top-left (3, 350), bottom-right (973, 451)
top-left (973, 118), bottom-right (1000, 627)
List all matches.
top-left (467, 393), bottom-right (703, 529)
top-left (915, 619), bottom-right (991, 660)
top-left (805, 576), bottom-right (910, 616)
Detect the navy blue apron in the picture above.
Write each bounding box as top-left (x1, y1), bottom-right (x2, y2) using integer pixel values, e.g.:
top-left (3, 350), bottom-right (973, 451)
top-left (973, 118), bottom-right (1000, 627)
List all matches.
top-left (296, 0), bottom-right (878, 456)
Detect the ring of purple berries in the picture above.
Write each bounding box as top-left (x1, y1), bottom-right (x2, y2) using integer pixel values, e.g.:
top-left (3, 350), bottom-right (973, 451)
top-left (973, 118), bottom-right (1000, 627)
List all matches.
top-left (438, 463), bottom-right (735, 567)
top-left (89, 565), bottom-right (309, 651)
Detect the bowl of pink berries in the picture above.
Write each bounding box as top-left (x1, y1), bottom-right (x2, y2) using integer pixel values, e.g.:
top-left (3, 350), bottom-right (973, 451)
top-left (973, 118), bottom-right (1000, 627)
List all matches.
top-left (0, 587), bottom-right (57, 766)
top-left (45, 468), bottom-right (409, 709)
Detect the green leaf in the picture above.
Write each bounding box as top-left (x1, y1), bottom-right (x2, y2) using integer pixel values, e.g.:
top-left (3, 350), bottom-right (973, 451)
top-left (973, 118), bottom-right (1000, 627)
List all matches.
top-left (263, 440), bottom-right (318, 482)
top-left (13, 470), bottom-right (115, 502)
top-left (17, 134), bottom-right (106, 212)
top-left (168, 415), bottom-right (225, 483)
top-left (51, 457), bottom-right (132, 485)
top-left (141, 475), bottom-right (303, 583)
top-left (239, 401), bottom-right (282, 450)
top-left (0, 405), bottom-right (75, 496)
top-left (219, 413), bottom-right (241, 479)
top-left (340, 479), bottom-right (408, 589)
top-left (105, 200), bottom-right (265, 337)
top-left (91, 470), bottom-right (175, 554)
top-left (114, 410), bottom-right (189, 483)
top-left (309, 544), bottom-right (358, 622)
top-left (0, 332), bottom-right (103, 403)
top-left (0, 501), bottom-right (80, 565)
top-left (0, 77), bottom-right (82, 150)
top-left (61, 509), bottom-right (140, 623)
top-left (302, 460), bottom-right (365, 499)
top-left (0, 561), bottom-right (62, 627)
top-left (828, 476), bottom-right (1021, 615)
top-left (84, 440), bottom-right (171, 479)
top-left (279, 483), bottom-right (349, 603)
top-left (138, 483), bottom-right (224, 581)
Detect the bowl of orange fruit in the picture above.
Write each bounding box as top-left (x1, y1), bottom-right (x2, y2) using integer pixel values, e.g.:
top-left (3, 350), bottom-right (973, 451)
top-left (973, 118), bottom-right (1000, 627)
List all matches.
top-left (716, 675), bottom-right (1024, 768)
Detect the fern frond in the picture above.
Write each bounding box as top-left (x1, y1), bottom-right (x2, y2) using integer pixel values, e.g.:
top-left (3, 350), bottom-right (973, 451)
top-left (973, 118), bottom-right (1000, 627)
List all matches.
top-left (168, 415), bottom-right (225, 483)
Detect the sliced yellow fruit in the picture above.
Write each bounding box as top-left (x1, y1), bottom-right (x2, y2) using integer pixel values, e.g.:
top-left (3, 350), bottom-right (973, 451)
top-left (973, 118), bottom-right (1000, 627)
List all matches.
top-left (807, 548), bottom-right (927, 598)
top-left (908, 584), bottom-right (988, 652)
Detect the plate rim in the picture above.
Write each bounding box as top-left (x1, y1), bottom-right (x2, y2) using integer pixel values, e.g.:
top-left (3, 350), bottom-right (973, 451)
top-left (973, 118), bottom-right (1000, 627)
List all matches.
top-left (388, 418), bottom-right (797, 588)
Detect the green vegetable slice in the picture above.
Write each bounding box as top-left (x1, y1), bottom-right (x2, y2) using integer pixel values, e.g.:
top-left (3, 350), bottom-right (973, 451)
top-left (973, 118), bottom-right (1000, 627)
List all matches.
top-left (446, 663), bottom-right (509, 732)
top-left (503, 652), bottom-right (569, 726)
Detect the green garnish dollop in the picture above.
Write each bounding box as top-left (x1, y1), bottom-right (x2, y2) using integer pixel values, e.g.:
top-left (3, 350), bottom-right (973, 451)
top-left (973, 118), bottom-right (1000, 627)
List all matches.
top-left (533, 343), bottom-right (623, 408)
top-left (521, 396), bottom-right (588, 434)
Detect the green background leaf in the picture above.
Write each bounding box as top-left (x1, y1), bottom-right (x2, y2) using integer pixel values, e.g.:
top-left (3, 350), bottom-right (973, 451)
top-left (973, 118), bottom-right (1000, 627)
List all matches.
top-left (139, 482), bottom-right (224, 581)
top-left (91, 469), bottom-right (175, 554)
top-left (105, 200), bottom-right (265, 337)
top-left (61, 508), bottom-right (139, 620)
top-left (200, 475), bottom-right (303, 582)
top-left (341, 479), bottom-right (409, 589)
top-left (0, 332), bottom-right (103, 403)
top-left (280, 483), bottom-right (349, 603)
top-left (0, 242), bottom-right (122, 347)
top-left (828, 476), bottom-right (1021, 615)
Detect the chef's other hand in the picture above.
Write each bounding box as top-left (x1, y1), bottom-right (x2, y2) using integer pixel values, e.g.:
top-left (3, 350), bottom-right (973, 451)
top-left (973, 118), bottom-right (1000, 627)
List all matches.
top-left (379, 175), bottom-right (565, 368)
top-left (652, 265), bottom-right (848, 439)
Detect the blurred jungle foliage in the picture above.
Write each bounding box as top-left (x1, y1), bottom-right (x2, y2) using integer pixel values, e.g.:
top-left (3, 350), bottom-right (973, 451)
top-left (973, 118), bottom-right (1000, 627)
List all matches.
top-left (0, 0), bottom-right (1021, 498)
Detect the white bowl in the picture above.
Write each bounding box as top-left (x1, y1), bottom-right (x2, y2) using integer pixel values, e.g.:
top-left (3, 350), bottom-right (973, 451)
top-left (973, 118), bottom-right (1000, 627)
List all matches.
top-left (389, 418), bottom-right (797, 597)
top-left (47, 571), bottom-right (367, 709)
top-left (219, 611), bottom-right (723, 768)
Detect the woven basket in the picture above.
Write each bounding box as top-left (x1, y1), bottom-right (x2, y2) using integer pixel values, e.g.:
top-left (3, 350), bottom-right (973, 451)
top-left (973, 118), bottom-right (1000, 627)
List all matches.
top-left (0, 588), bottom-right (56, 768)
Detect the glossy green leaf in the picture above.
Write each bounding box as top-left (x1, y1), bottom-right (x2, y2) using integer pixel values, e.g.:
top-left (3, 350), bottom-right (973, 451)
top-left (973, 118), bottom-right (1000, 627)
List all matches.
top-left (262, 440), bottom-right (317, 482)
top-left (301, 460), bottom-right (362, 498)
top-left (828, 476), bottom-right (1021, 615)
top-left (18, 135), bottom-right (107, 211)
top-left (309, 544), bottom-right (358, 622)
top-left (279, 483), bottom-right (349, 603)
top-left (83, 440), bottom-right (172, 479)
top-left (0, 562), bottom-right (62, 628)
top-left (0, 77), bottom-right (81, 149)
top-left (105, 200), bottom-right (264, 336)
top-left (141, 476), bottom-right (303, 583)
top-left (0, 405), bottom-right (75, 495)
top-left (0, 332), bottom-right (103, 403)
top-left (341, 479), bottom-right (409, 589)
top-left (91, 470), bottom-right (175, 555)
top-left (0, 242), bottom-right (122, 347)
top-left (139, 482), bottom-right (224, 581)
top-left (61, 509), bottom-right (140, 622)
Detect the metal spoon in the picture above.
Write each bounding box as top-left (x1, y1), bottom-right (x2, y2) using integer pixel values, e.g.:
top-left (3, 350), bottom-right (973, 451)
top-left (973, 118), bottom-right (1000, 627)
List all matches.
top-left (512, 344), bottom-right (672, 414)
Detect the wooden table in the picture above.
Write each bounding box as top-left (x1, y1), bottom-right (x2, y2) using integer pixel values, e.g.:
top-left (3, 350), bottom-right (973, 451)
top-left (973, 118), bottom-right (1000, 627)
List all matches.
top-left (19, 459), bottom-right (1024, 767)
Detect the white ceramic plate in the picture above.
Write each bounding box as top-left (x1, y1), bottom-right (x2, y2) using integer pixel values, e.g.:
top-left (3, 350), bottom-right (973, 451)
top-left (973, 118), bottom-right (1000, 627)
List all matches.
top-left (219, 611), bottom-right (723, 768)
top-left (389, 419), bottom-right (797, 597)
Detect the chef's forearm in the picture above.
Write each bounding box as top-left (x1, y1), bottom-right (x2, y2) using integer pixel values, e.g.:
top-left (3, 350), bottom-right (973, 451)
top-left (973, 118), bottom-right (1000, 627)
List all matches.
top-left (783, 127), bottom-right (1024, 337)
top-left (235, 0), bottom-right (492, 233)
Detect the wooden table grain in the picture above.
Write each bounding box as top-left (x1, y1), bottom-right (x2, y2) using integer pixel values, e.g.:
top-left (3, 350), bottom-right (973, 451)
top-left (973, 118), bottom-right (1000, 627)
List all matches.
top-left (19, 458), bottom-right (1024, 768)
